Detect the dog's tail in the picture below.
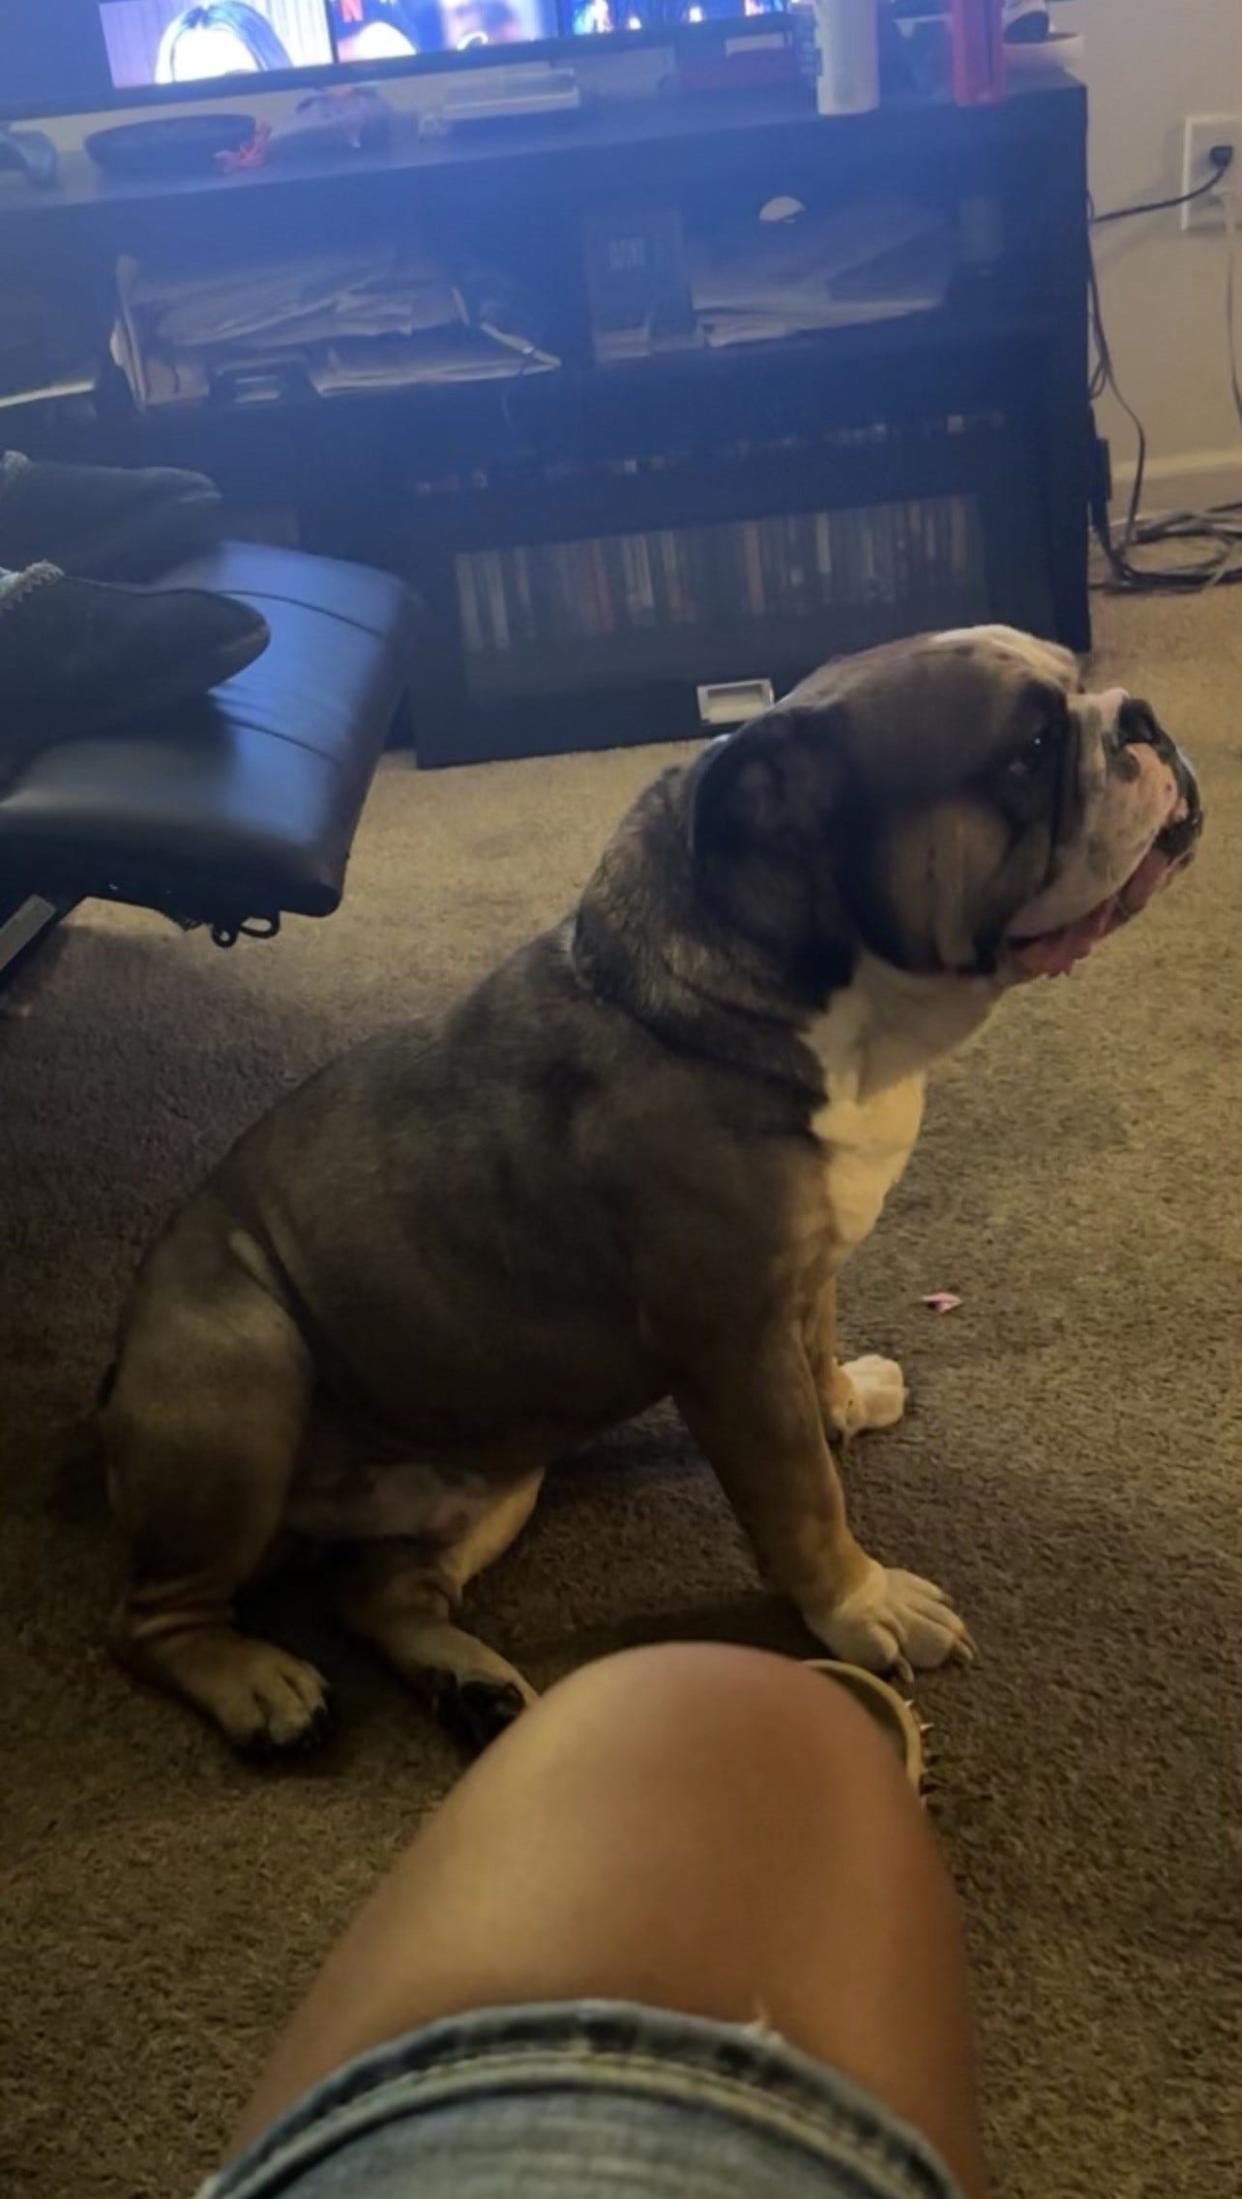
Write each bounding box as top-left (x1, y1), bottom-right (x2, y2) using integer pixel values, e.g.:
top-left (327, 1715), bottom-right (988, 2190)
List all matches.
top-left (96, 1361), bottom-right (118, 1414)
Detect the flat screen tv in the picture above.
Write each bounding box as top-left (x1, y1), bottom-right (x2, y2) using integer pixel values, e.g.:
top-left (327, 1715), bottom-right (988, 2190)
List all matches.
top-left (1, 0), bottom-right (787, 119)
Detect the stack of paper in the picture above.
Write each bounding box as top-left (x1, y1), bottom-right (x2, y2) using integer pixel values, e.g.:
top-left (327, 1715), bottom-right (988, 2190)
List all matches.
top-left (112, 244), bottom-right (557, 408)
top-left (690, 197), bottom-right (955, 349)
top-left (310, 326), bottom-right (557, 394)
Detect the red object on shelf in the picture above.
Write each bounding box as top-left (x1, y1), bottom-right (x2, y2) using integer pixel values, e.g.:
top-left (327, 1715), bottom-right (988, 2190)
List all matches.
top-left (949, 0), bottom-right (1005, 105)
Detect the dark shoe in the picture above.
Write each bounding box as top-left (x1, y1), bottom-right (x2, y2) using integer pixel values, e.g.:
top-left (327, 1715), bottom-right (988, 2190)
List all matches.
top-left (0, 451), bottom-right (224, 582)
top-left (0, 562), bottom-right (269, 737)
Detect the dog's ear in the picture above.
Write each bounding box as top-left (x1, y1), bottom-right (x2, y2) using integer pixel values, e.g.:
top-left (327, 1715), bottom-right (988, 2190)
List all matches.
top-left (687, 704), bottom-right (846, 861)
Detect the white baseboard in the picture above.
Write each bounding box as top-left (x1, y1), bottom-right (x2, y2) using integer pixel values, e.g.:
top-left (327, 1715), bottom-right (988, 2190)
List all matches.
top-left (1111, 449), bottom-right (1242, 518)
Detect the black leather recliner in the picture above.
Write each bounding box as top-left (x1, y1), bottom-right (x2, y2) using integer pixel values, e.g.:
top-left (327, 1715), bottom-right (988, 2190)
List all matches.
top-left (0, 540), bottom-right (417, 963)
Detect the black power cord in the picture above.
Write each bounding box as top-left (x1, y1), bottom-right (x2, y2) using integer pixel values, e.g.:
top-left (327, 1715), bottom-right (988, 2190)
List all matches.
top-left (1091, 144), bottom-right (1234, 228)
top-left (1087, 144), bottom-right (1242, 592)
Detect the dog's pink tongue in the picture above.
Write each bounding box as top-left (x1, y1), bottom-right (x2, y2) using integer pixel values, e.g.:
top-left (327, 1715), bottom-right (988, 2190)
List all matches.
top-left (1118, 839), bottom-right (1176, 917)
top-left (1010, 841), bottom-right (1175, 978)
top-left (1011, 897), bottom-right (1118, 978)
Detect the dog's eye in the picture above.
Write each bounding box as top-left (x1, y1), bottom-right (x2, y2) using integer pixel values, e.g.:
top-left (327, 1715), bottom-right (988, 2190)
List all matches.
top-left (1007, 728), bottom-right (1056, 781)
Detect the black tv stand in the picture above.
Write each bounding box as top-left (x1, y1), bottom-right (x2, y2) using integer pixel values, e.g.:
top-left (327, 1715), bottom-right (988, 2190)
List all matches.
top-left (0, 76), bottom-right (1090, 766)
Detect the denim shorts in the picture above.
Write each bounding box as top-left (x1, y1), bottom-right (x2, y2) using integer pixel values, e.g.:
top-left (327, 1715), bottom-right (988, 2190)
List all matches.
top-left (200, 2001), bottom-right (962, 2199)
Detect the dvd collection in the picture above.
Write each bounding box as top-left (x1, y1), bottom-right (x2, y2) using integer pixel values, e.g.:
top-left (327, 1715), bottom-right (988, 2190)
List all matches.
top-left (455, 491), bottom-right (978, 657)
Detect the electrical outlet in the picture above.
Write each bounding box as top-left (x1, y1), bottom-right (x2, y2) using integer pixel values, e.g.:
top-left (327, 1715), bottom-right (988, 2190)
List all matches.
top-left (1181, 115), bottom-right (1239, 230)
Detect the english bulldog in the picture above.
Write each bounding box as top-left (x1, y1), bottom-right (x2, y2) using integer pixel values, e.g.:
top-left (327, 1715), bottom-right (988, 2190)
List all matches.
top-left (102, 625), bottom-right (1201, 1753)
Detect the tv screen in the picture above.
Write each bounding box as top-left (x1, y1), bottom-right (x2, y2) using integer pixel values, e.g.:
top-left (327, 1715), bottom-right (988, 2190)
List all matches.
top-left (0, 0), bottom-right (782, 116)
top-left (329, 1), bottom-right (559, 59)
top-left (99, 4), bottom-right (334, 89)
top-left (97, 0), bottom-right (561, 87)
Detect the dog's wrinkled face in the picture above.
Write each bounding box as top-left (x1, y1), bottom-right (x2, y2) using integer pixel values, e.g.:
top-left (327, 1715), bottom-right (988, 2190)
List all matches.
top-left (689, 625), bottom-right (1203, 984)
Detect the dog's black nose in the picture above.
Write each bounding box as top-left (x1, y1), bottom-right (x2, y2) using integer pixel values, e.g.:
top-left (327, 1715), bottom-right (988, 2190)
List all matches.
top-left (1118, 696), bottom-right (1161, 746)
top-left (1161, 750), bottom-right (1204, 859)
top-left (1115, 695), bottom-right (1203, 856)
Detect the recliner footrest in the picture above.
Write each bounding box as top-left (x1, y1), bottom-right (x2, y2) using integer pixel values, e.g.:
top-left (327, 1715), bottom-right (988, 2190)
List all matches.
top-left (0, 542), bottom-right (417, 930)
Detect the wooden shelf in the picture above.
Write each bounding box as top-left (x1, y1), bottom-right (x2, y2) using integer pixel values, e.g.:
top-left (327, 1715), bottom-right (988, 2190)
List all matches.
top-left (0, 76), bottom-right (1084, 235)
top-left (0, 72), bottom-right (1092, 757)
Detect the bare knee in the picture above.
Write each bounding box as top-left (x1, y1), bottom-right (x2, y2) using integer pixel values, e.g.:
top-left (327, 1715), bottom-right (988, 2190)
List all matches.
top-left (230, 1643), bottom-right (981, 2192)
top-left (528, 1643), bottom-right (907, 1802)
top-left (432, 1645), bottom-right (978, 2192)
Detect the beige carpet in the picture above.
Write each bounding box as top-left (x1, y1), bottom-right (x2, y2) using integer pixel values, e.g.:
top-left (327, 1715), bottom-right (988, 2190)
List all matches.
top-left (1, 593), bottom-right (1239, 2199)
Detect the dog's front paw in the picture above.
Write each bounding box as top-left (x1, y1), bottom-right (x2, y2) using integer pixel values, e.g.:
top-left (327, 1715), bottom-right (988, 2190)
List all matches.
top-left (833, 1355), bottom-right (907, 1437)
top-left (806, 1562), bottom-right (973, 1678)
top-left (220, 1645), bottom-right (333, 1759)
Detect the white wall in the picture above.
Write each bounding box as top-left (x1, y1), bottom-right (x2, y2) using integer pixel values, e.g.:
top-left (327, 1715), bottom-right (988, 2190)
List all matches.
top-left (1070, 0), bottom-right (1242, 509)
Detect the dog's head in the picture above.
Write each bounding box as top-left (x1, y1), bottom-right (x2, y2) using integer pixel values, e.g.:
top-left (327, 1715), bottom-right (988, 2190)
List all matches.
top-left (687, 625), bottom-right (1202, 988)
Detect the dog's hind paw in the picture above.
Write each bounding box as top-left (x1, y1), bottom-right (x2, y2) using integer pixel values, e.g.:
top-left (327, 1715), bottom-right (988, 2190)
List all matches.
top-left (432, 1674), bottom-right (533, 1755)
top-left (210, 1644), bottom-right (332, 1758)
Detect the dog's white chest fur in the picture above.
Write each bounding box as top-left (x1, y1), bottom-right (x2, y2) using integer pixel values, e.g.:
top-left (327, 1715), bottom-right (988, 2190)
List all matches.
top-left (812, 1071), bottom-right (926, 1260)
top-left (807, 956), bottom-right (1002, 1262)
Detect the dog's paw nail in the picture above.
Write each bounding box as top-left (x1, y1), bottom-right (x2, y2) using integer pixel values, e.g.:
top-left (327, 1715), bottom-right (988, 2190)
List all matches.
top-left (236, 1701), bottom-right (332, 1765)
top-left (300, 1697), bottom-right (335, 1746)
top-left (236, 1697), bottom-right (333, 1764)
top-left (435, 1677), bottom-right (529, 1755)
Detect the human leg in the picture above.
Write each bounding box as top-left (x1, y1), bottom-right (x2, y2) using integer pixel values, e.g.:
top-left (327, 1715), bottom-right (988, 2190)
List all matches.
top-left (228, 1644), bottom-right (984, 2196)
